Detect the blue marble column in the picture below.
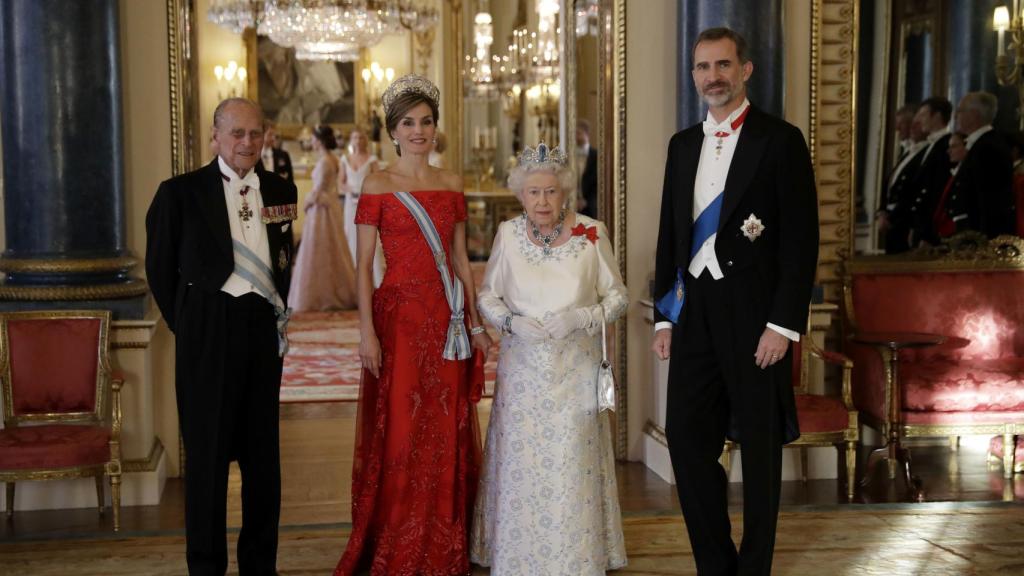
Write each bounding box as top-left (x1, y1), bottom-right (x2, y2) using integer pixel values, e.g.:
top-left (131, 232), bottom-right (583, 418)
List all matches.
top-left (677, 0), bottom-right (785, 131)
top-left (946, 0), bottom-right (1018, 132)
top-left (0, 0), bottom-right (144, 317)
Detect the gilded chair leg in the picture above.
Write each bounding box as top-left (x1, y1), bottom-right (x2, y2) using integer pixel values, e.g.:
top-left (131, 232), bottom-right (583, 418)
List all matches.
top-left (5, 482), bottom-right (13, 519)
top-left (95, 475), bottom-right (105, 516)
top-left (800, 447), bottom-right (809, 483)
top-left (111, 472), bottom-right (122, 532)
top-left (846, 441), bottom-right (857, 502)
top-left (1004, 433), bottom-right (1016, 480)
top-left (949, 435), bottom-right (959, 451)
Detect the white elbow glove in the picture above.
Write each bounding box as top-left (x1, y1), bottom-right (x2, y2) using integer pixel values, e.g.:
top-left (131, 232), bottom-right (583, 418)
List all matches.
top-left (510, 315), bottom-right (550, 341)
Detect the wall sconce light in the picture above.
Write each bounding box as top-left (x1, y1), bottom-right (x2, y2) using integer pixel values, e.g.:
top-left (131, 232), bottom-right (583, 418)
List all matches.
top-left (213, 60), bottom-right (247, 100)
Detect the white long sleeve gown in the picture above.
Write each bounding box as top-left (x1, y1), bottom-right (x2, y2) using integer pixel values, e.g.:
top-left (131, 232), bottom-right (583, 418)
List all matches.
top-left (470, 214), bottom-right (628, 575)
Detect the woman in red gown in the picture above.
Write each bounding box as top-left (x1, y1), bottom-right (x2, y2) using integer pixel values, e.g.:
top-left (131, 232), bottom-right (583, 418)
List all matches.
top-left (334, 75), bottom-right (490, 576)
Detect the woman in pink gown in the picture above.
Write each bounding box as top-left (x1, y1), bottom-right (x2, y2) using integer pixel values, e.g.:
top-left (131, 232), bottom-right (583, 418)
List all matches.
top-left (287, 125), bottom-right (357, 311)
top-left (334, 74), bottom-right (490, 576)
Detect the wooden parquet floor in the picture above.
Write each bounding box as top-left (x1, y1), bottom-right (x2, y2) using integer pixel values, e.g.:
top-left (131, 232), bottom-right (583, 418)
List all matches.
top-left (2, 504), bottom-right (1023, 575)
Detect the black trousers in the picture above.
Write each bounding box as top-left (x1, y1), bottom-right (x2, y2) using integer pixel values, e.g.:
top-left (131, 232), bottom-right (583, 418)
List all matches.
top-left (175, 290), bottom-right (283, 576)
top-left (665, 271), bottom-right (786, 576)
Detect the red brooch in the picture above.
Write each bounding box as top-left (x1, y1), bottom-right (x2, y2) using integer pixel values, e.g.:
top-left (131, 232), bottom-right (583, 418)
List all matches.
top-left (571, 223), bottom-right (599, 244)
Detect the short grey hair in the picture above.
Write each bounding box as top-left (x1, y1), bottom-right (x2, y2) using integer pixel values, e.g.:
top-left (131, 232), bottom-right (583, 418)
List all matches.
top-left (507, 162), bottom-right (577, 210)
top-left (213, 97), bottom-right (262, 128)
top-left (963, 91), bottom-right (998, 125)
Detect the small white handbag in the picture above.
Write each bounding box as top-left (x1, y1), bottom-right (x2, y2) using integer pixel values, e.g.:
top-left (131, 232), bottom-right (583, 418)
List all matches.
top-left (598, 315), bottom-right (616, 413)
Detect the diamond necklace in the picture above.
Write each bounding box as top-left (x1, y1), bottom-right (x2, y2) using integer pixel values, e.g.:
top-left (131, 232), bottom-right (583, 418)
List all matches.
top-left (527, 210), bottom-right (566, 255)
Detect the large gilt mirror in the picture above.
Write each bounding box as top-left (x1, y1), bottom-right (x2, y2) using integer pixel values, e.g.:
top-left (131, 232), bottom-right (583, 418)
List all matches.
top-left (175, 0), bottom-right (627, 456)
top-left (857, 0), bottom-right (1020, 254)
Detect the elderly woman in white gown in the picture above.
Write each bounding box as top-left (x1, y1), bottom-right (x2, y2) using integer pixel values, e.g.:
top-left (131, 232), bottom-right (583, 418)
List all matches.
top-left (470, 143), bottom-right (628, 575)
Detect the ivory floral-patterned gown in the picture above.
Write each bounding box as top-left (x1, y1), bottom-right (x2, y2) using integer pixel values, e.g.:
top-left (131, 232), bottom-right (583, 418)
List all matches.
top-left (471, 214), bottom-right (628, 575)
top-left (334, 190), bottom-right (481, 576)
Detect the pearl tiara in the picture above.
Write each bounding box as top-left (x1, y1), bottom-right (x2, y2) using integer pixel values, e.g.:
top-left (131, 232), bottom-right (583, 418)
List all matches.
top-left (518, 142), bottom-right (567, 167)
top-left (381, 74), bottom-right (440, 117)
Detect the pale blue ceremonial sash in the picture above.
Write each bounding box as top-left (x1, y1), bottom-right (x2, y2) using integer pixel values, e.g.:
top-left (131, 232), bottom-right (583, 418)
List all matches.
top-left (394, 191), bottom-right (472, 361)
top-left (655, 191), bottom-right (724, 323)
top-left (232, 239), bottom-right (291, 356)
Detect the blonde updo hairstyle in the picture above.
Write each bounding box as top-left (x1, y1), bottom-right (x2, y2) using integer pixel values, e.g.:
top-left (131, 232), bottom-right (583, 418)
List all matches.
top-left (507, 160), bottom-right (577, 212)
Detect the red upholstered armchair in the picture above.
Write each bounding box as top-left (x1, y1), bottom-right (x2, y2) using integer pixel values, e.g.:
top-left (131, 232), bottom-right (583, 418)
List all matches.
top-left (0, 310), bottom-right (124, 531)
top-left (724, 326), bottom-right (859, 501)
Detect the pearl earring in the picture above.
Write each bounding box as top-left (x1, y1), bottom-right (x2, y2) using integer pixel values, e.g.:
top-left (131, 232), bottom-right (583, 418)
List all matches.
top-left (392, 138), bottom-right (399, 146)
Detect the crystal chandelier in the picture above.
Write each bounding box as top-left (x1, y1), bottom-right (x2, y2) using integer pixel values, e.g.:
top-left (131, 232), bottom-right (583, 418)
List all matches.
top-left (207, 0), bottom-right (440, 62)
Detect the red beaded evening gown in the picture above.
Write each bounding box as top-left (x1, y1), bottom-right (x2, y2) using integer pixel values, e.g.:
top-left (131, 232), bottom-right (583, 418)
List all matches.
top-left (334, 190), bottom-right (481, 576)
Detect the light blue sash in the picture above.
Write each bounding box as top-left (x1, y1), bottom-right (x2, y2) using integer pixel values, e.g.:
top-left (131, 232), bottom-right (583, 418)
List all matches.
top-left (394, 191), bottom-right (472, 361)
top-left (232, 240), bottom-right (291, 356)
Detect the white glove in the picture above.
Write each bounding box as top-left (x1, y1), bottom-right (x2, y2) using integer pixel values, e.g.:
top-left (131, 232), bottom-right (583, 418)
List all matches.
top-left (510, 316), bottom-right (550, 340)
top-left (542, 308), bottom-right (592, 340)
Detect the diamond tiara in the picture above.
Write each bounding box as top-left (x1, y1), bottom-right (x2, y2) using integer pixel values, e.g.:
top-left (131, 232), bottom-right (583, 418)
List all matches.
top-left (381, 74), bottom-right (441, 117)
top-left (518, 142), bottom-right (567, 167)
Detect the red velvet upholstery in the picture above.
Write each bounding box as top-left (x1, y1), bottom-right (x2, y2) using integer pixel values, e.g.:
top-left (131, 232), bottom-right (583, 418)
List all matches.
top-left (850, 273), bottom-right (1024, 361)
top-left (7, 318), bottom-right (101, 415)
top-left (902, 359), bottom-right (1024, 412)
top-left (848, 270), bottom-right (1024, 424)
top-left (795, 394), bottom-right (848, 433)
top-left (0, 425), bottom-right (110, 470)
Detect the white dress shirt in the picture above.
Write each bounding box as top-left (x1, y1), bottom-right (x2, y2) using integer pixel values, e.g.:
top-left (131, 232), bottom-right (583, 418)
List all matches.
top-left (261, 146), bottom-right (274, 172)
top-left (655, 100), bottom-right (798, 342)
top-left (218, 156), bottom-right (272, 297)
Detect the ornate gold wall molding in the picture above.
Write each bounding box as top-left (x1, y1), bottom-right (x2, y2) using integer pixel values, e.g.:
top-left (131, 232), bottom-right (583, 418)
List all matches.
top-left (167, 0), bottom-right (200, 177)
top-left (612, 0), bottom-right (627, 459)
top-left (811, 0), bottom-right (858, 303)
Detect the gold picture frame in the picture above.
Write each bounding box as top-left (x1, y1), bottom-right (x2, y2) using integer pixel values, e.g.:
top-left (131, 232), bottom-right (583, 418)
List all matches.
top-left (243, 32), bottom-right (364, 140)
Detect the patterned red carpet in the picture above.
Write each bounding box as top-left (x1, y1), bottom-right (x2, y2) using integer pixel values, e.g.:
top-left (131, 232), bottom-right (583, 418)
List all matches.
top-left (281, 310), bottom-right (498, 403)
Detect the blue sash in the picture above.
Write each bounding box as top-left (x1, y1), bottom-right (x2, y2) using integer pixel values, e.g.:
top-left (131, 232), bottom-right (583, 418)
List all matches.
top-left (394, 191), bottom-right (472, 360)
top-left (655, 192), bottom-right (724, 323)
top-left (232, 240), bottom-right (291, 356)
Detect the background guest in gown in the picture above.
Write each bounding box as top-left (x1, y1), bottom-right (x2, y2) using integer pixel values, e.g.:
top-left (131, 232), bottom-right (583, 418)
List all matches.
top-left (287, 124), bottom-right (357, 311)
top-left (471, 142), bottom-right (628, 575)
top-left (334, 74), bottom-right (490, 576)
top-left (338, 127), bottom-right (384, 286)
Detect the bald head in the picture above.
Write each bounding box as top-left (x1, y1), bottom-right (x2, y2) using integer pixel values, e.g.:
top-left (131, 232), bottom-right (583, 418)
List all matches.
top-left (212, 98), bottom-right (265, 177)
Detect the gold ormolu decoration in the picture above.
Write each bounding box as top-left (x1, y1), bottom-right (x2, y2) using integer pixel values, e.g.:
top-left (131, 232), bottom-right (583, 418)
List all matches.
top-left (811, 0), bottom-right (858, 303)
top-left (0, 279), bottom-right (148, 301)
top-left (0, 255), bottom-right (137, 274)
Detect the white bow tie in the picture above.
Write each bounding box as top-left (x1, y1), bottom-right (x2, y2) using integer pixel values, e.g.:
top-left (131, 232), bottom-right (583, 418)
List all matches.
top-left (703, 120), bottom-right (732, 138)
top-left (224, 170), bottom-right (261, 193)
